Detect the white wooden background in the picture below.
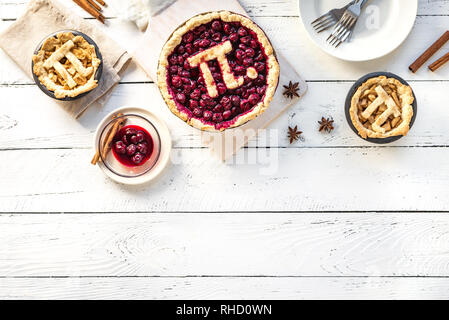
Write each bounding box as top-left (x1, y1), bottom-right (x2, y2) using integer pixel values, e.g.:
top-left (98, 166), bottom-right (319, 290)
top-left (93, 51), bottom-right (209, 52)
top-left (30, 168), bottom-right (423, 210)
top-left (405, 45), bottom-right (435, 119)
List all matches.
top-left (1, 0), bottom-right (449, 299)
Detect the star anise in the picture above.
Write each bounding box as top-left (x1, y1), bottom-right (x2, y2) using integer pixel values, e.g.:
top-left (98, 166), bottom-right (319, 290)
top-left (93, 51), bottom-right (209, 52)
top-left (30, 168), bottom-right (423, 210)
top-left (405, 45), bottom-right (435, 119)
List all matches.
top-left (283, 81), bottom-right (300, 99)
top-left (318, 117), bottom-right (335, 133)
top-left (288, 126), bottom-right (303, 144)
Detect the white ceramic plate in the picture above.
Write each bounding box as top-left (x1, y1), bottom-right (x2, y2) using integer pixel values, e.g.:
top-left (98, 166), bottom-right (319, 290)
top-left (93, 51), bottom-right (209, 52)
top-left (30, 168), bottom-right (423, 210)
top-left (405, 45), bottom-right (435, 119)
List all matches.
top-left (94, 106), bottom-right (172, 185)
top-left (298, 0), bottom-right (418, 61)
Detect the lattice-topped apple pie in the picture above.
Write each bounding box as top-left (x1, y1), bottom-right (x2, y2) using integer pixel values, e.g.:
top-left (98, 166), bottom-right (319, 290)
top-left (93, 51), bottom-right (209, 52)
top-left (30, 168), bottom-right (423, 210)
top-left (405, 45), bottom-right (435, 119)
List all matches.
top-left (32, 32), bottom-right (101, 99)
top-left (349, 76), bottom-right (414, 139)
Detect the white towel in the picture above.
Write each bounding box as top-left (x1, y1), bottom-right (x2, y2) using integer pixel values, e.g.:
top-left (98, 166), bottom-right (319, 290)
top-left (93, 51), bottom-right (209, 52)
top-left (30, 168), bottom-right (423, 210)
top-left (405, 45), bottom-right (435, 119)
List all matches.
top-left (108, 0), bottom-right (177, 31)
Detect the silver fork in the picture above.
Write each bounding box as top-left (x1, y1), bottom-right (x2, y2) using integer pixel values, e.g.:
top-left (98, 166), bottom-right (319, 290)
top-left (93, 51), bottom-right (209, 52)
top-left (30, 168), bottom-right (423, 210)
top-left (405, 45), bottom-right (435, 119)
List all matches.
top-left (327, 0), bottom-right (368, 47)
top-left (311, 1), bottom-right (354, 33)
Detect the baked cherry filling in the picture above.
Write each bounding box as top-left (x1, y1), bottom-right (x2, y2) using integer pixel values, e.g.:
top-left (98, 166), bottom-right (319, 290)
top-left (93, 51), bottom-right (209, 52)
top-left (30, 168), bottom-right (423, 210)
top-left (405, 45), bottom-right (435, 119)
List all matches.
top-left (166, 19), bottom-right (269, 129)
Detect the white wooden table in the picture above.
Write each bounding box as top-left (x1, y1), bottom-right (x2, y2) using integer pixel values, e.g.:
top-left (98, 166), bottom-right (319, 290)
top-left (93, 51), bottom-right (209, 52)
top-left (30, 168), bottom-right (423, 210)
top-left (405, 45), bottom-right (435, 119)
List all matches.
top-left (1, 0), bottom-right (449, 300)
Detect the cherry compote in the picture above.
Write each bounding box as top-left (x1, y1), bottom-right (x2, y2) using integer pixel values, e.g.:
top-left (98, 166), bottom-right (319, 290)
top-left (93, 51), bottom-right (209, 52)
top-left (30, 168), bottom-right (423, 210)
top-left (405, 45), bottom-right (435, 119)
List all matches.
top-left (112, 125), bottom-right (154, 167)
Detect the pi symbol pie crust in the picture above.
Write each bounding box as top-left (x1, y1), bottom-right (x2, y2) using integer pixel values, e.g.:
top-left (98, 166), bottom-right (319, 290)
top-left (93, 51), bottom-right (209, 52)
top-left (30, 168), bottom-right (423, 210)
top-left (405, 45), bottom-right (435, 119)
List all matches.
top-left (157, 11), bottom-right (280, 131)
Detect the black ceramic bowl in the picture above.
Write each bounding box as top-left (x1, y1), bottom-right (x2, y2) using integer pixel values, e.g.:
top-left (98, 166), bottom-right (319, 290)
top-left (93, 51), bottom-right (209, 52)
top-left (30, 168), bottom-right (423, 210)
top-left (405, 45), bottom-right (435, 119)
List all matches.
top-left (31, 30), bottom-right (103, 101)
top-left (345, 72), bottom-right (418, 144)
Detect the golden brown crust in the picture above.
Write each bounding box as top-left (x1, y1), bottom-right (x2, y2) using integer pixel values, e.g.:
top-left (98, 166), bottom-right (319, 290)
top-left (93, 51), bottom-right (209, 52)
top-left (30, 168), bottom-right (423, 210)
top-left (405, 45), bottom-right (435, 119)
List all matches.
top-left (350, 76), bottom-right (414, 139)
top-left (32, 32), bottom-right (101, 99)
top-left (157, 11), bottom-right (280, 132)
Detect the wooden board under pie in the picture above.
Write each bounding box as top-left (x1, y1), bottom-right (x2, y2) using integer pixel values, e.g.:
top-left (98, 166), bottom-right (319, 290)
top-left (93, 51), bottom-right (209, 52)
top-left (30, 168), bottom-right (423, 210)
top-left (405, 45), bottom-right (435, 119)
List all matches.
top-left (133, 0), bottom-right (307, 161)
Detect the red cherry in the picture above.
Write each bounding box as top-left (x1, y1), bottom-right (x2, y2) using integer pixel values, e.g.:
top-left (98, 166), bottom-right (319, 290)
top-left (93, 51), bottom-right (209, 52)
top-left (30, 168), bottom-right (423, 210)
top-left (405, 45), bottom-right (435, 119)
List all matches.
top-left (243, 58), bottom-right (253, 67)
top-left (183, 32), bottom-right (193, 43)
top-left (130, 135), bottom-right (139, 144)
top-left (221, 97), bottom-right (231, 109)
top-left (185, 44), bottom-right (194, 55)
top-left (136, 131), bottom-right (145, 143)
top-left (238, 27), bottom-right (248, 37)
top-left (125, 128), bottom-right (138, 136)
top-left (245, 48), bottom-right (255, 57)
top-left (172, 76), bottom-right (182, 88)
top-left (230, 33), bottom-right (238, 42)
top-left (223, 23), bottom-right (234, 35)
top-left (170, 65), bottom-right (178, 74)
top-left (212, 20), bottom-right (222, 31)
top-left (213, 104), bottom-right (224, 113)
top-left (257, 86), bottom-right (266, 95)
top-left (234, 66), bottom-right (245, 75)
top-left (256, 75), bottom-right (266, 86)
top-left (217, 83), bottom-right (227, 95)
top-left (191, 89), bottom-right (201, 100)
top-left (213, 113), bottom-right (223, 122)
top-left (201, 31), bottom-right (210, 39)
top-left (183, 85), bottom-right (192, 94)
top-left (132, 153), bottom-right (144, 165)
top-left (249, 94), bottom-right (260, 105)
top-left (231, 95), bottom-right (241, 106)
top-left (255, 62), bottom-right (265, 72)
top-left (126, 144), bottom-right (137, 156)
top-left (212, 33), bottom-right (222, 42)
top-left (240, 99), bottom-right (250, 111)
top-left (199, 39), bottom-right (210, 48)
top-left (223, 110), bottom-right (232, 120)
top-left (176, 93), bottom-right (186, 104)
top-left (193, 108), bottom-right (203, 117)
top-left (235, 49), bottom-right (245, 61)
top-left (169, 55), bottom-right (178, 65)
top-left (190, 100), bottom-right (199, 109)
top-left (115, 141), bottom-right (126, 154)
top-left (193, 39), bottom-right (201, 48)
top-left (137, 143), bottom-right (148, 155)
top-left (240, 36), bottom-right (251, 44)
top-left (203, 110), bottom-right (213, 120)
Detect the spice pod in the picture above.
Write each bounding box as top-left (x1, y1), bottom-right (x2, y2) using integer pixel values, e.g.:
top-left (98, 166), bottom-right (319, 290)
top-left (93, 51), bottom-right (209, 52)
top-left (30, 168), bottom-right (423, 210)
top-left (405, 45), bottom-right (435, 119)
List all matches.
top-left (31, 29), bottom-right (103, 101)
top-left (345, 72), bottom-right (418, 144)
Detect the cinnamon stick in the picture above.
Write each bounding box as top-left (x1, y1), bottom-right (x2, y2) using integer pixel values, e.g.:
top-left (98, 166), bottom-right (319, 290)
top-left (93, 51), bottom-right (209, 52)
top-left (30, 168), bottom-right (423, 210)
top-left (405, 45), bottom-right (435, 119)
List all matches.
top-left (72, 0), bottom-right (105, 24)
top-left (409, 31), bottom-right (449, 73)
top-left (86, 0), bottom-right (102, 12)
top-left (429, 52), bottom-right (449, 72)
top-left (91, 113), bottom-right (124, 165)
top-left (94, 0), bottom-right (107, 6)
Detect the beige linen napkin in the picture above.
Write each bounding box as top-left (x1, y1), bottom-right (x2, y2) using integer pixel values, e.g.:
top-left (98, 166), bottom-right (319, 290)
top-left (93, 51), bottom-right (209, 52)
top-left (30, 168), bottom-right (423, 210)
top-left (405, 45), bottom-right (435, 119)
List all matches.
top-left (0, 0), bottom-right (131, 118)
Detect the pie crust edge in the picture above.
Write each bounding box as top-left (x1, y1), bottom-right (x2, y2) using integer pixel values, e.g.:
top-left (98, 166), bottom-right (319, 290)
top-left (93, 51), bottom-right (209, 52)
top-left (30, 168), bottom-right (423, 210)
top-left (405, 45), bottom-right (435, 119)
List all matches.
top-left (157, 10), bottom-right (280, 132)
top-left (349, 76), bottom-right (414, 139)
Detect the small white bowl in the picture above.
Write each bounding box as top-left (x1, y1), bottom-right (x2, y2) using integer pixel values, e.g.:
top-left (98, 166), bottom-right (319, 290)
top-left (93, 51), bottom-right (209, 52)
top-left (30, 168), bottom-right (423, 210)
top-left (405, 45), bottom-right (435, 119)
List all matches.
top-left (93, 106), bottom-right (172, 185)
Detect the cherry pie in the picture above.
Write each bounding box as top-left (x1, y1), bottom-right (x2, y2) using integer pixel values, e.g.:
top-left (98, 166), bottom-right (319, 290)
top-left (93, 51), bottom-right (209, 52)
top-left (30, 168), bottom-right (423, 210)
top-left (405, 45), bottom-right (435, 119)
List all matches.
top-left (32, 32), bottom-right (101, 99)
top-left (350, 76), bottom-right (414, 139)
top-left (157, 11), bottom-right (280, 131)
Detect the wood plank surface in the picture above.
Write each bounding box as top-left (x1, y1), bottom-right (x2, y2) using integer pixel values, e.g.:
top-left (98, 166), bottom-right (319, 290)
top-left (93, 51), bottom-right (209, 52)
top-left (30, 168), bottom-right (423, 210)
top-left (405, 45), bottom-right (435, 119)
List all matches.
top-left (1, 147), bottom-right (449, 212)
top-left (1, 213), bottom-right (449, 277)
top-left (0, 81), bottom-right (445, 150)
top-left (2, 277), bottom-right (449, 300)
top-left (1, 0), bottom-right (449, 300)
